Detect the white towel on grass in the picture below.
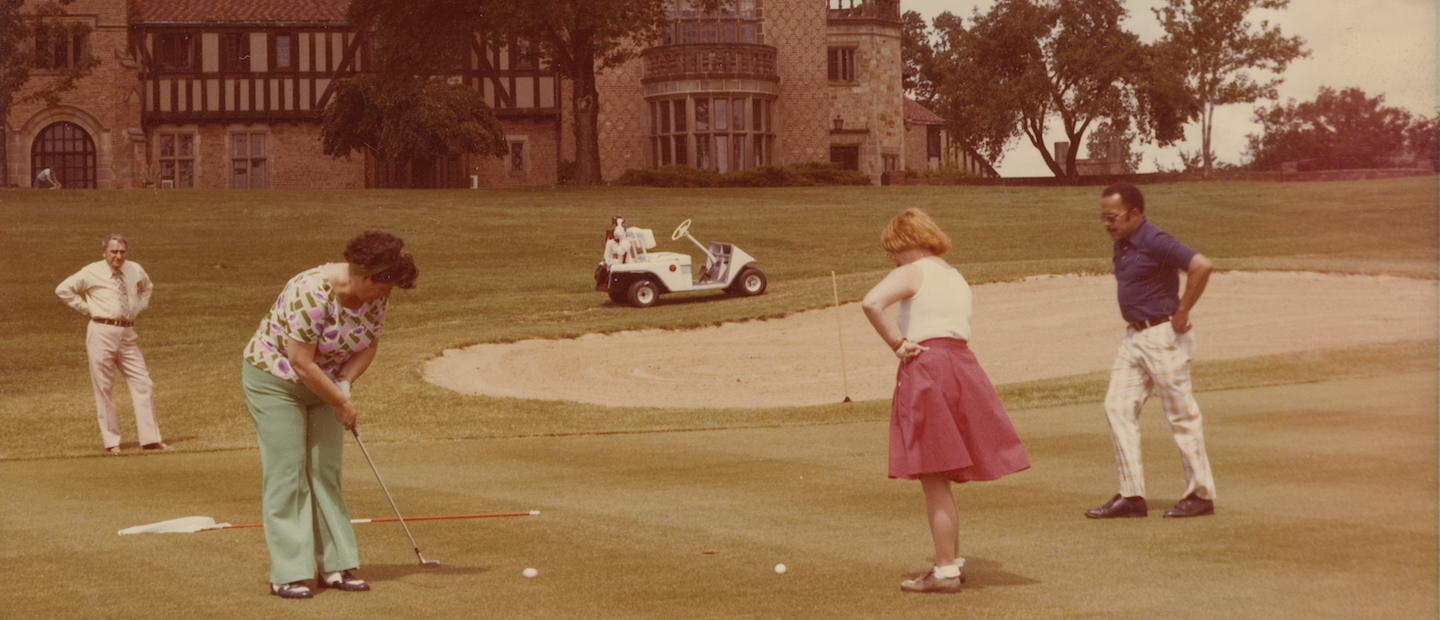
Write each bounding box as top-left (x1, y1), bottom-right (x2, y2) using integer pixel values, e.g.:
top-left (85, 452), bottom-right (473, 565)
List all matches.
top-left (118, 516), bottom-right (229, 535)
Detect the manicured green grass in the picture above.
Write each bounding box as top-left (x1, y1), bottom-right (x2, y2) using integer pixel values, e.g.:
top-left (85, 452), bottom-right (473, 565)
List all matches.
top-left (2, 178), bottom-right (1435, 460)
top-left (0, 374), bottom-right (1434, 619)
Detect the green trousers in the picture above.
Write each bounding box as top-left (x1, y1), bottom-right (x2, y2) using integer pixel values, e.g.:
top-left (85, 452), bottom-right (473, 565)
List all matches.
top-left (243, 362), bottom-right (359, 584)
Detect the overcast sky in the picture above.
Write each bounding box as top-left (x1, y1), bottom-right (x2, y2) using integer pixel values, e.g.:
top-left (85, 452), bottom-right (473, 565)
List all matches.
top-left (901, 0), bottom-right (1440, 176)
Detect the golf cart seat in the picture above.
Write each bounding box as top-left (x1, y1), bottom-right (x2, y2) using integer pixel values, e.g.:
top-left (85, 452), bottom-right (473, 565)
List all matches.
top-left (626, 228), bottom-right (656, 261)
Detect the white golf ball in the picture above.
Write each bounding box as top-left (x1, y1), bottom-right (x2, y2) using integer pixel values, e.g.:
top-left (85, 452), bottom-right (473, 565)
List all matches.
top-left (522, 567), bottom-right (538, 578)
top-left (774, 563), bottom-right (787, 574)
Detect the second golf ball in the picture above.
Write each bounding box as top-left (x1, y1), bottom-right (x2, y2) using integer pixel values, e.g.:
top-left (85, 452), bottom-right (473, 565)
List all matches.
top-left (774, 563), bottom-right (787, 574)
top-left (523, 568), bottom-right (538, 578)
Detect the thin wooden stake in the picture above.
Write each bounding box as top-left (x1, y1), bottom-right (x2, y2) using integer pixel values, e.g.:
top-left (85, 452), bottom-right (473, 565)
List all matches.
top-left (832, 271), bottom-right (852, 403)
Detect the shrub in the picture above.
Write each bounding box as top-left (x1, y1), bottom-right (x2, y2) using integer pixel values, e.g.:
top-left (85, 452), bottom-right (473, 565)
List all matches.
top-left (718, 166), bottom-right (813, 187)
top-left (616, 165), bottom-right (722, 188)
top-left (556, 160), bottom-right (577, 185)
top-left (617, 162), bottom-right (872, 188)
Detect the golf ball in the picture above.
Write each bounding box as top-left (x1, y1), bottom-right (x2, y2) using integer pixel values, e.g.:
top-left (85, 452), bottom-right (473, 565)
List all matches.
top-left (774, 563), bottom-right (787, 574)
top-left (522, 568), bottom-right (538, 578)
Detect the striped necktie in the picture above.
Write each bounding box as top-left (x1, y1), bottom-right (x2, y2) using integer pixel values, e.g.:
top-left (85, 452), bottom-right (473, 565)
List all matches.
top-left (113, 269), bottom-right (130, 320)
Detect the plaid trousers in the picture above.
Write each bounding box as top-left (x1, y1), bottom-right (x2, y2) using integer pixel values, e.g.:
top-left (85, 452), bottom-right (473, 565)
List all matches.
top-left (1103, 323), bottom-right (1215, 500)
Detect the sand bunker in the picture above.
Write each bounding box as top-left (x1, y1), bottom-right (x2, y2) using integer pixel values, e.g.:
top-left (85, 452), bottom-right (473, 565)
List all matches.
top-left (423, 272), bottom-right (1437, 408)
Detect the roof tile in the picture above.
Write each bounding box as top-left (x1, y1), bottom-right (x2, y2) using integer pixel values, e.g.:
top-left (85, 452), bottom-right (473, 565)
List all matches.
top-left (131, 0), bottom-right (350, 24)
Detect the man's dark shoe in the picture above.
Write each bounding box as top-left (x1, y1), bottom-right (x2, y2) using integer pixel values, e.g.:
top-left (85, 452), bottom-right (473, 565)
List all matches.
top-left (1163, 493), bottom-right (1215, 518)
top-left (1085, 494), bottom-right (1148, 519)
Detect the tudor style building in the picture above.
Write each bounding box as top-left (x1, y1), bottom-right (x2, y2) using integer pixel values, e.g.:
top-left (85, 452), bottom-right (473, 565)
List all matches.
top-left (4, 0), bottom-right (991, 189)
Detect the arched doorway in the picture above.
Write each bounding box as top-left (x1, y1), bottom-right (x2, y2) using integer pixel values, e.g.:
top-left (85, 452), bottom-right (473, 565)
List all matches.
top-left (31, 122), bottom-right (96, 189)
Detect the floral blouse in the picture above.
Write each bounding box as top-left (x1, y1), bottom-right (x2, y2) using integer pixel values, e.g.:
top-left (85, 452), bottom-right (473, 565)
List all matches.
top-left (243, 266), bottom-right (387, 382)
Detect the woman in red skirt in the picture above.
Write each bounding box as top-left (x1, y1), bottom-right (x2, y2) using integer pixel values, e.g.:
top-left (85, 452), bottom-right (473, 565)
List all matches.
top-left (861, 209), bottom-right (1030, 594)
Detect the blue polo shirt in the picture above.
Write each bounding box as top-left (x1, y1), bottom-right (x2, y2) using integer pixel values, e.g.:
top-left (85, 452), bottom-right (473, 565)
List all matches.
top-left (1113, 219), bottom-right (1198, 323)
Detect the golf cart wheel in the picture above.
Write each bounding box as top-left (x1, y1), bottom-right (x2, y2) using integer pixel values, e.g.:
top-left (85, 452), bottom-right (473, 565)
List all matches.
top-left (731, 268), bottom-right (767, 296)
top-left (628, 279), bottom-right (660, 308)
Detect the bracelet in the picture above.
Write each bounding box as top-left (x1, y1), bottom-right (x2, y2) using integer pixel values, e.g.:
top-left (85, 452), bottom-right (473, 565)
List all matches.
top-left (893, 338), bottom-right (908, 352)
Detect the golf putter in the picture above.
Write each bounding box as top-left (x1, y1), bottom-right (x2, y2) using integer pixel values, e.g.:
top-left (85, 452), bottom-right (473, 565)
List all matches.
top-left (350, 426), bottom-right (441, 566)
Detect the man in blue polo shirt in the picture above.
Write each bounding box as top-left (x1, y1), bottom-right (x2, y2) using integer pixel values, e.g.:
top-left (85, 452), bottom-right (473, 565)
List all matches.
top-left (1085, 183), bottom-right (1216, 519)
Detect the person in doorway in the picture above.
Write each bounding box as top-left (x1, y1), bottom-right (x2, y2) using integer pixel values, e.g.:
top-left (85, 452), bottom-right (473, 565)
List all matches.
top-left (56, 234), bottom-right (167, 454)
top-left (861, 208), bottom-right (1031, 594)
top-left (35, 167), bottom-right (62, 189)
top-left (241, 230), bottom-right (418, 598)
top-left (1085, 183), bottom-right (1216, 520)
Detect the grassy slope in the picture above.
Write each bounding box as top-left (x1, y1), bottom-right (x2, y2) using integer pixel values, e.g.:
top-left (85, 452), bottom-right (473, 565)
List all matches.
top-left (0, 177), bottom-right (1435, 459)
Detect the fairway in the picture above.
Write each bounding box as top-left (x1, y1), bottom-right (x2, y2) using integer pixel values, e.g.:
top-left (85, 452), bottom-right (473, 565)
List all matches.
top-left (1, 179), bottom-right (1436, 618)
top-left (1, 374), bottom-right (1435, 619)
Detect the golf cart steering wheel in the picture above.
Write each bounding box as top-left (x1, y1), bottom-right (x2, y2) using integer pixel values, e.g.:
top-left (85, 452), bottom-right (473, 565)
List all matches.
top-left (671, 219), bottom-right (692, 241)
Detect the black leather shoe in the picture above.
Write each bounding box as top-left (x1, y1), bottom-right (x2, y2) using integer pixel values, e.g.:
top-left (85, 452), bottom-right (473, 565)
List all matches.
top-left (1085, 494), bottom-right (1148, 519)
top-left (1163, 493), bottom-right (1215, 518)
top-left (270, 582), bottom-right (313, 599)
top-left (318, 570), bottom-right (370, 592)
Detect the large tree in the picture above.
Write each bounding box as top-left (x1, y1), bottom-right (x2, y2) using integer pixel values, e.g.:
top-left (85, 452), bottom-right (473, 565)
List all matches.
top-left (1151, 0), bottom-right (1308, 178)
top-left (345, 0), bottom-right (723, 186)
top-left (1243, 86), bottom-right (1423, 172)
top-left (1, 0), bottom-right (100, 184)
top-left (328, 0), bottom-right (507, 174)
top-left (900, 10), bottom-right (939, 108)
top-left (931, 0), bottom-right (1141, 177)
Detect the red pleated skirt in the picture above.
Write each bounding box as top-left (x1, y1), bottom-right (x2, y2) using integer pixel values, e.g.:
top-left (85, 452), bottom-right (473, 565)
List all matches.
top-left (888, 338), bottom-right (1031, 482)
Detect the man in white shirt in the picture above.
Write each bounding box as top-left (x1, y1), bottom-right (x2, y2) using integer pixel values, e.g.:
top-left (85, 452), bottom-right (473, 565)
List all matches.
top-left (56, 234), bottom-right (168, 454)
top-left (34, 167), bottom-right (61, 189)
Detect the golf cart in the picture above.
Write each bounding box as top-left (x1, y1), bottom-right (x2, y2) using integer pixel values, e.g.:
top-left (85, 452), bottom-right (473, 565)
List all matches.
top-left (596, 219), bottom-right (767, 308)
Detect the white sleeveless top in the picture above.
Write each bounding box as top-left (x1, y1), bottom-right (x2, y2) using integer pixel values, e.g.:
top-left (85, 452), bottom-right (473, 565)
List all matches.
top-left (897, 258), bottom-right (973, 343)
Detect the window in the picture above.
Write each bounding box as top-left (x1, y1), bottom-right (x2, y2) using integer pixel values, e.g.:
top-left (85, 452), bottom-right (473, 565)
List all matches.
top-left (221, 33), bottom-right (250, 72)
top-left (651, 94), bottom-right (774, 172)
top-left (158, 133), bottom-right (195, 188)
top-left (231, 132), bottom-right (267, 189)
top-left (273, 33), bottom-right (293, 70)
top-left (828, 47), bottom-right (856, 82)
top-left (157, 33), bottom-right (196, 70)
top-left (510, 142), bottom-right (527, 175)
top-left (31, 121), bottom-right (96, 189)
top-left (830, 146), bottom-right (859, 171)
top-left (31, 22), bottom-right (87, 70)
top-left (511, 39), bottom-right (537, 70)
top-left (927, 127), bottom-right (942, 158)
top-left (663, 0), bottom-right (764, 46)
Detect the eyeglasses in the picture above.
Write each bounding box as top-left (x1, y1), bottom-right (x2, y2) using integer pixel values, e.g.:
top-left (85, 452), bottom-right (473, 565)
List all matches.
top-left (1101, 208), bottom-right (1135, 224)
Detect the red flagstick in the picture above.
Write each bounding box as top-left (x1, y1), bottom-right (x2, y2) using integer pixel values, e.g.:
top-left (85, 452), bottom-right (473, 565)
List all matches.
top-left (221, 510), bottom-right (539, 530)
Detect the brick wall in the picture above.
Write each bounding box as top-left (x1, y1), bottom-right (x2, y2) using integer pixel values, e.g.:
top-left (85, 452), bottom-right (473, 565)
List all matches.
top-left (470, 115), bottom-right (562, 187)
top-left (5, 0), bottom-right (141, 188)
top-left (595, 61), bottom-right (653, 181)
top-left (768, 0), bottom-right (832, 166)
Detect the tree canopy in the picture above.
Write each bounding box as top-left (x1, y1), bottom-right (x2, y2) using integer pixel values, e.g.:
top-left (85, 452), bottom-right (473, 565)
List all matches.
top-left (900, 10), bottom-right (939, 108)
top-left (1151, 0), bottom-right (1308, 178)
top-left (323, 0), bottom-right (507, 168)
top-left (928, 0), bottom-right (1142, 177)
top-left (345, 0), bottom-right (724, 185)
top-left (321, 74), bottom-right (508, 163)
top-left (1244, 86), bottom-right (1434, 172)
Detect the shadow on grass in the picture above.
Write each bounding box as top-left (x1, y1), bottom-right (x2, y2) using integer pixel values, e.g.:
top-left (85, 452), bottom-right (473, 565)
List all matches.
top-left (363, 562), bottom-right (490, 583)
top-left (900, 557), bottom-right (1042, 589)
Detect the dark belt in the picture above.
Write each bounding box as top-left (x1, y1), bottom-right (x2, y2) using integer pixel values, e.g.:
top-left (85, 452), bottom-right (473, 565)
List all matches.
top-left (1127, 316), bottom-right (1169, 331)
top-left (92, 317), bottom-right (134, 327)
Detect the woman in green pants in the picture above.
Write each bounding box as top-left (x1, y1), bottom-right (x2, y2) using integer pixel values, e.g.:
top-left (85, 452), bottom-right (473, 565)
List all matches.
top-left (242, 231), bottom-right (418, 599)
